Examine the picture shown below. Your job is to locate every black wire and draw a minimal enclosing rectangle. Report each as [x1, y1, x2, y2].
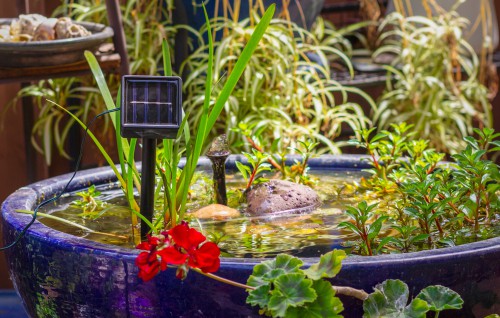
[0, 107, 121, 251]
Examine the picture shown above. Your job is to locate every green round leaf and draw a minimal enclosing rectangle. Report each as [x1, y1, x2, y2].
[416, 285, 463, 312]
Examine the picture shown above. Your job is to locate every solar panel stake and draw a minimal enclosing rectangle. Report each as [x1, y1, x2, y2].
[140, 138, 156, 238]
[120, 75, 183, 239]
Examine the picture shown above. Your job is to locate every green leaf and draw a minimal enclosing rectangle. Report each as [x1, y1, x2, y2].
[268, 273, 316, 317]
[378, 279, 409, 310]
[338, 221, 363, 236]
[403, 298, 429, 318]
[162, 39, 173, 76]
[304, 250, 346, 280]
[363, 279, 429, 318]
[367, 216, 389, 240]
[235, 161, 250, 180]
[246, 284, 271, 308]
[247, 254, 303, 288]
[203, 4, 276, 143]
[286, 280, 343, 318]
[416, 285, 463, 312]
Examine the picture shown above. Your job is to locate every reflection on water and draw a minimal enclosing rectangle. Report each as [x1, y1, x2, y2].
[40, 170, 368, 258]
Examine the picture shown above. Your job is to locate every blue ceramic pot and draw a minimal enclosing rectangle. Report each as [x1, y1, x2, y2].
[177, 0, 325, 32]
[2, 155, 499, 317]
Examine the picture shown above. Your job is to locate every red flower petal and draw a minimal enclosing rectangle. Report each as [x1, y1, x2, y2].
[158, 246, 188, 265]
[136, 251, 161, 281]
[187, 242, 221, 273]
[168, 223, 206, 251]
[138, 262, 160, 281]
[136, 242, 152, 251]
[136, 235, 162, 251]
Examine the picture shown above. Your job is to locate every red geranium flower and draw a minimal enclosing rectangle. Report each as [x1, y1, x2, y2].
[168, 222, 221, 274]
[135, 223, 221, 282]
[135, 235, 166, 282]
[135, 250, 166, 282]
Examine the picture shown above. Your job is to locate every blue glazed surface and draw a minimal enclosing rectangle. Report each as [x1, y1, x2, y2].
[1, 155, 499, 317]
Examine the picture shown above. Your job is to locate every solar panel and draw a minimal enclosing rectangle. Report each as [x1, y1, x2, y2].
[120, 75, 183, 138]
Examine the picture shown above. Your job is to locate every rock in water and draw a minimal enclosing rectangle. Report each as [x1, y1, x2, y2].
[246, 180, 320, 215]
[191, 204, 240, 220]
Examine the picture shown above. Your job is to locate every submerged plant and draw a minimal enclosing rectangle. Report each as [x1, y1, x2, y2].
[71, 184, 106, 218]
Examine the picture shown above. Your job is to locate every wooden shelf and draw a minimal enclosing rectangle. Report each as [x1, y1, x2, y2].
[0, 44, 121, 84]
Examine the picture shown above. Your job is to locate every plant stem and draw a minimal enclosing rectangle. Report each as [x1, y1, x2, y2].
[192, 268, 369, 301]
[437, 193, 474, 224]
[246, 136, 281, 170]
[423, 195, 443, 234]
[192, 268, 255, 290]
[332, 286, 369, 301]
[16, 209, 128, 240]
[474, 189, 481, 233]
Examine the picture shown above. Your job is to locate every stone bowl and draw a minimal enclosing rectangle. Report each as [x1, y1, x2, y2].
[0, 19, 113, 68]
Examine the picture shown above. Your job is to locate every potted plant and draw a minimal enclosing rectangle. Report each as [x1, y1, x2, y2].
[373, 0, 495, 154]
[181, 7, 375, 155]
[2, 3, 499, 318]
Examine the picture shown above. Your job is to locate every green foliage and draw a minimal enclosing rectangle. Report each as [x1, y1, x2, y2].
[7, 0, 176, 165]
[285, 280, 343, 318]
[284, 139, 319, 186]
[416, 285, 464, 312]
[235, 149, 272, 191]
[247, 251, 345, 318]
[345, 125, 500, 254]
[363, 280, 462, 318]
[374, 5, 493, 154]
[182, 15, 374, 155]
[387, 225, 429, 253]
[338, 201, 389, 256]
[71, 184, 106, 219]
[56, 4, 274, 242]
[235, 123, 319, 186]
[303, 249, 345, 280]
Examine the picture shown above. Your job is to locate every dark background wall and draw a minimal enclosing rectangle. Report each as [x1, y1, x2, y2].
[1, 0, 500, 289]
[0, 0, 60, 289]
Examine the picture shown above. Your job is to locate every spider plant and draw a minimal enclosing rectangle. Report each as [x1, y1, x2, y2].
[182, 13, 376, 155]
[4, 0, 176, 166]
[2, 77, 106, 165]
[373, 0, 493, 154]
[50, 4, 275, 244]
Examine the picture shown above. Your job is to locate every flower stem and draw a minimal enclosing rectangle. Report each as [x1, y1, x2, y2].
[192, 268, 256, 290]
[192, 268, 369, 301]
[332, 286, 369, 301]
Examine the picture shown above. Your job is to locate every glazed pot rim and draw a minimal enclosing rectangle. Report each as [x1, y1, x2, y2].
[2, 154, 499, 267]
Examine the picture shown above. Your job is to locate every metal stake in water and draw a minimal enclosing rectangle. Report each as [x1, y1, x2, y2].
[206, 135, 230, 205]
